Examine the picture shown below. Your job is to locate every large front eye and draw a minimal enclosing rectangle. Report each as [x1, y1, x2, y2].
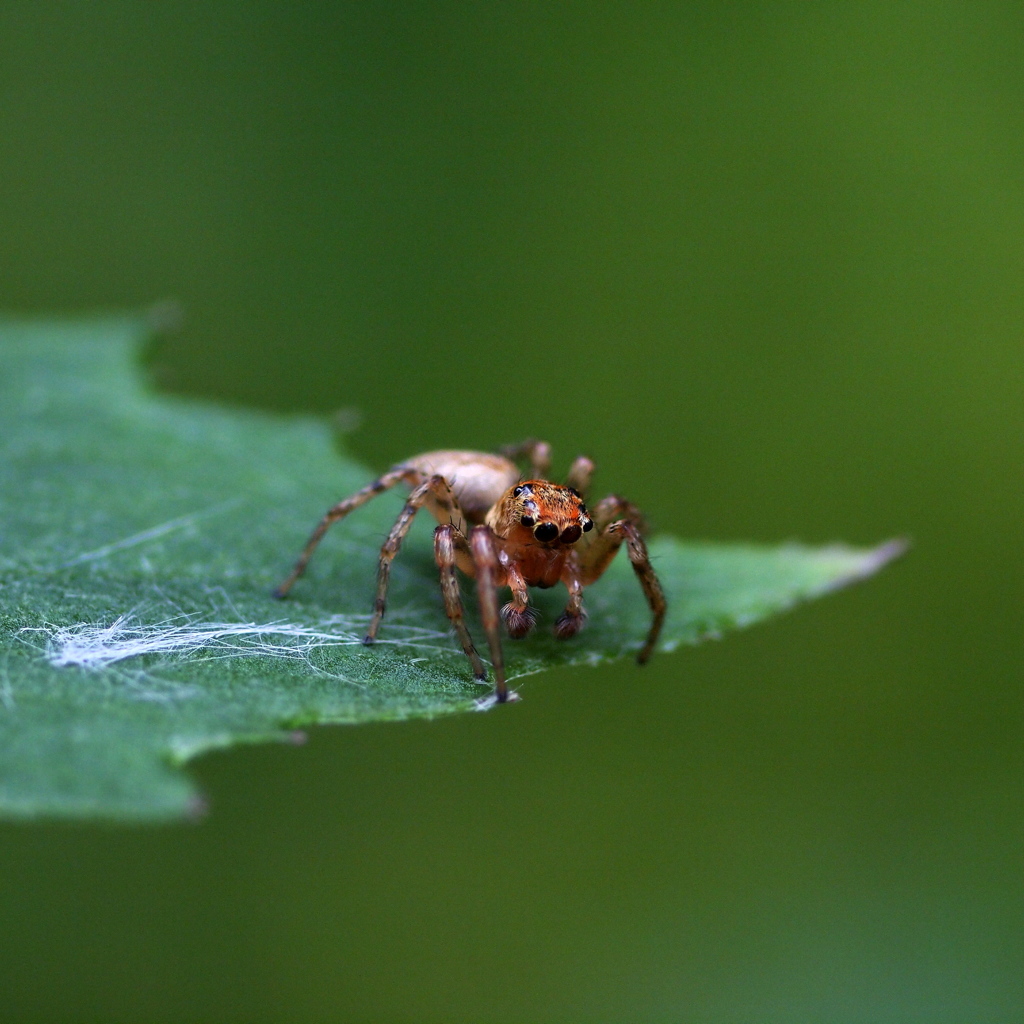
[534, 523, 559, 542]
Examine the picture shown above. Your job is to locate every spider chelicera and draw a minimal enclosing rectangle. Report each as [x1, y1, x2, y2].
[273, 440, 666, 704]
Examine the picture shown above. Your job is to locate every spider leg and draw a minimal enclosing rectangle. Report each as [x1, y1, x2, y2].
[470, 525, 508, 702]
[573, 495, 640, 583]
[434, 524, 487, 681]
[565, 456, 595, 498]
[500, 438, 551, 479]
[609, 520, 666, 664]
[553, 574, 586, 639]
[501, 565, 536, 639]
[365, 474, 464, 642]
[575, 496, 665, 664]
[273, 467, 418, 598]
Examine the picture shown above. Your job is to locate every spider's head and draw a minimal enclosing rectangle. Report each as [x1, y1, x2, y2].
[491, 480, 595, 546]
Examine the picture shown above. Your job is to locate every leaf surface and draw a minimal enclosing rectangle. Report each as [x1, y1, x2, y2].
[0, 318, 903, 820]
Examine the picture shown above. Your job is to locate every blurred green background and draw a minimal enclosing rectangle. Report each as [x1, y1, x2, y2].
[1, 2, 1021, 1020]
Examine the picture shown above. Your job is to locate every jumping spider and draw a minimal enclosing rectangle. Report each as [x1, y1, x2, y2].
[274, 440, 666, 704]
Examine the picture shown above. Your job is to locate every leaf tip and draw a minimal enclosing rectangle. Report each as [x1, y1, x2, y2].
[856, 536, 909, 575]
[823, 536, 909, 594]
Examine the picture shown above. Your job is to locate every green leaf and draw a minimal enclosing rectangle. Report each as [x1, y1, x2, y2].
[0, 317, 903, 821]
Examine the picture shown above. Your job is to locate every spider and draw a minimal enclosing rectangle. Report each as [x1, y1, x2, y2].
[273, 440, 666, 704]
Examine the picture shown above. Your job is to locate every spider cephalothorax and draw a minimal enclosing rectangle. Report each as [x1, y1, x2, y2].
[488, 480, 594, 546]
[274, 440, 665, 704]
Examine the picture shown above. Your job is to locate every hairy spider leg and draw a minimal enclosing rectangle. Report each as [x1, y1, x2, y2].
[553, 574, 586, 639]
[610, 520, 666, 663]
[273, 466, 420, 599]
[433, 523, 487, 680]
[572, 494, 642, 582]
[500, 438, 552, 479]
[570, 495, 666, 663]
[565, 456, 596, 498]
[470, 525, 508, 702]
[500, 563, 537, 639]
[365, 474, 467, 642]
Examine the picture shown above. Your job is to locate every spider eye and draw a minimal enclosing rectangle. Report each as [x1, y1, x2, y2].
[520, 514, 535, 527]
[583, 519, 594, 532]
[534, 522, 559, 542]
[568, 487, 581, 498]
[560, 525, 582, 544]
[513, 486, 524, 497]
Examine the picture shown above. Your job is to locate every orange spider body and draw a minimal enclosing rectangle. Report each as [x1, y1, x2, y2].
[274, 441, 665, 704]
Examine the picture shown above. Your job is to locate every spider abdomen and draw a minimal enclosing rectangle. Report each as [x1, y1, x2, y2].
[399, 450, 519, 524]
